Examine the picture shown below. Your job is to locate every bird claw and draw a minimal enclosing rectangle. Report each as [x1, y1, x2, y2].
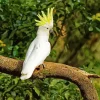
[36, 64, 45, 70]
[42, 64, 45, 68]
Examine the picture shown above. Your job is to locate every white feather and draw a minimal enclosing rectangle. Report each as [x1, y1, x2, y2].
[23, 40, 35, 65]
[20, 25, 51, 80]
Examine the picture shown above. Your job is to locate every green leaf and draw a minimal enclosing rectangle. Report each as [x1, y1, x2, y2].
[95, 27, 100, 32]
[89, 26, 93, 31]
[13, 50, 18, 57]
[7, 97, 14, 100]
[1, 30, 8, 39]
[0, 8, 3, 12]
[65, 7, 70, 14]
[9, 30, 16, 39]
[75, 22, 80, 28]
[64, 92, 70, 99]
[0, 15, 5, 20]
[86, 16, 92, 20]
[13, 78, 19, 84]
[49, 79, 61, 87]
[8, 46, 13, 51]
[11, 91, 16, 97]
[33, 86, 40, 96]
[26, 90, 33, 100]
[15, 45, 19, 50]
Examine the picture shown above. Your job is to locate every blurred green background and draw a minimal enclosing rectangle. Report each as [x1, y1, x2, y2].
[0, 0, 100, 100]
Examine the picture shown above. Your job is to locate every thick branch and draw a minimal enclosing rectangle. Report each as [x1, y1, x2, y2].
[0, 55, 99, 100]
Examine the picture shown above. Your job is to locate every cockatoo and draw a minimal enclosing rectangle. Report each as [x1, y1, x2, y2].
[20, 8, 54, 80]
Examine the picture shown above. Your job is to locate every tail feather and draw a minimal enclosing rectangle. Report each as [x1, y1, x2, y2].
[20, 70, 33, 80]
[20, 66, 35, 80]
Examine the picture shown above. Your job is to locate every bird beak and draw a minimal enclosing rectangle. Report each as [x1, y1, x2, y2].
[49, 29, 54, 34]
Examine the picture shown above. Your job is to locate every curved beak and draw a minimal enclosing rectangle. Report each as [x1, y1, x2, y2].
[49, 29, 54, 34]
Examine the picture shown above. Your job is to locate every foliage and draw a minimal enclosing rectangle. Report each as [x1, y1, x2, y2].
[0, 0, 100, 99]
[93, 79, 100, 100]
[0, 73, 83, 100]
[0, 0, 100, 59]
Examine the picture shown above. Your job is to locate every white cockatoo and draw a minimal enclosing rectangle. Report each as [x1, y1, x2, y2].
[20, 8, 54, 80]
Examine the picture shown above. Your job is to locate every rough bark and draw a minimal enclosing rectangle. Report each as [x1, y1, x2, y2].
[0, 55, 99, 100]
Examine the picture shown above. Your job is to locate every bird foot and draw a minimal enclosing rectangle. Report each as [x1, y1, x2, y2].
[36, 64, 45, 71]
[41, 63, 45, 68]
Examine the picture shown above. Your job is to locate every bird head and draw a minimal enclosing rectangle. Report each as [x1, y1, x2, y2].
[35, 8, 54, 35]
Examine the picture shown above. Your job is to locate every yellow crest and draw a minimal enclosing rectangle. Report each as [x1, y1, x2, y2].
[35, 7, 54, 26]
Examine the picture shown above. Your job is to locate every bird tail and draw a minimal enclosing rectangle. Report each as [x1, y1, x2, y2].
[20, 70, 33, 80]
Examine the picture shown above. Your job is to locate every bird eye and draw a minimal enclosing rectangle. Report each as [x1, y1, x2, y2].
[47, 28, 49, 29]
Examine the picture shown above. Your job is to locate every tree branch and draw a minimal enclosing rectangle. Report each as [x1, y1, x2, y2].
[0, 55, 99, 100]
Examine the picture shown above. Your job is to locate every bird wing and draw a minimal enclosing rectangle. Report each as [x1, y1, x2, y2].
[20, 41, 50, 80]
[23, 40, 35, 65]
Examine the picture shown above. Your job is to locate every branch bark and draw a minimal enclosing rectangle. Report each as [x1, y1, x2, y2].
[0, 55, 99, 100]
